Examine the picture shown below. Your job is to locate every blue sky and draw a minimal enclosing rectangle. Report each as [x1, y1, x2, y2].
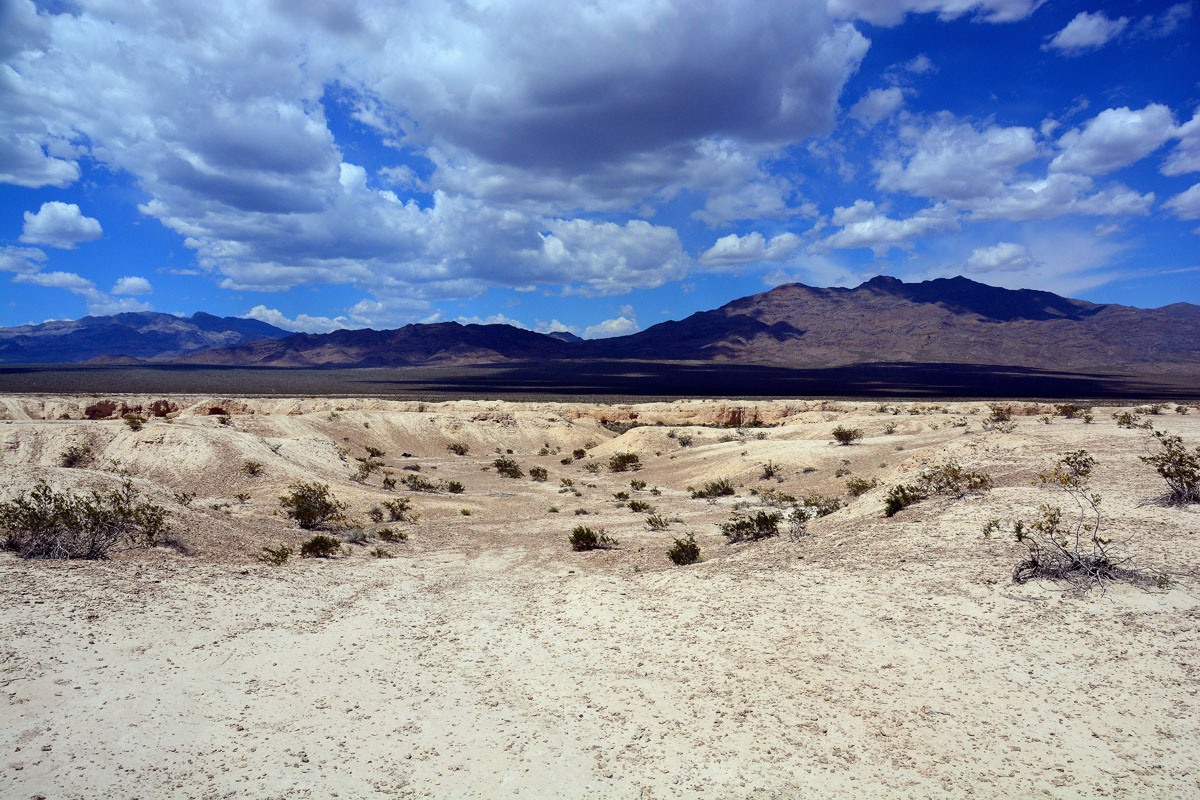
[1, 0, 1198, 336]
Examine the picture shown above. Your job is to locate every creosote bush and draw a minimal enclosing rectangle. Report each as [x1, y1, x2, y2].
[884, 460, 993, 517]
[59, 443, 94, 468]
[691, 478, 734, 499]
[608, 452, 642, 472]
[666, 533, 701, 565]
[569, 525, 617, 551]
[720, 510, 781, 542]
[258, 544, 292, 566]
[445, 480, 465, 494]
[0, 479, 171, 560]
[529, 466, 549, 482]
[628, 499, 652, 513]
[299, 534, 341, 558]
[242, 460, 264, 476]
[845, 477, 879, 497]
[1141, 430, 1200, 505]
[279, 482, 349, 530]
[123, 414, 147, 431]
[447, 442, 470, 456]
[645, 513, 670, 530]
[382, 498, 413, 522]
[831, 425, 863, 446]
[493, 456, 523, 478]
[378, 528, 408, 542]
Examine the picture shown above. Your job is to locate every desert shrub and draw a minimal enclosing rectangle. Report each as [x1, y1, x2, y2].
[831, 426, 862, 446]
[630, 479, 647, 491]
[402, 464, 421, 471]
[1113, 411, 1147, 429]
[572, 448, 587, 460]
[234, 492, 250, 503]
[279, 482, 348, 530]
[365, 446, 385, 458]
[584, 462, 601, 474]
[299, 534, 341, 558]
[351, 457, 383, 483]
[612, 491, 630, 501]
[569, 525, 617, 551]
[1054, 403, 1081, 419]
[666, 533, 701, 565]
[883, 460, 993, 517]
[560, 457, 573, 464]
[883, 421, 897, 435]
[493, 456, 523, 478]
[217, 415, 232, 426]
[608, 453, 641, 472]
[1138, 403, 1170, 415]
[59, 443, 94, 468]
[1141, 430, 1200, 505]
[402, 473, 438, 492]
[0, 480, 170, 560]
[123, 414, 146, 431]
[676, 432, 694, 447]
[645, 513, 670, 530]
[378, 528, 408, 542]
[258, 544, 292, 566]
[720, 510, 781, 542]
[445, 480, 465, 494]
[529, 466, 549, 482]
[1176, 405, 1190, 415]
[691, 478, 734, 499]
[173, 491, 195, 507]
[368, 506, 385, 523]
[801, 494, 843, 517]
[755, 488, 797, 507]
[382, 498, 413, 522]
[628, 499, 652, 513]
[560, 477, 575, 487]
[760, 461, 781, 480]
[999, 450, 1139, 588]
[834, 467, 850, 477]
[382, 475, 397, 491]
[343, 529, 372, 545]
[370, 547, 394, 559]
[786, 506, 812, 539]
[988, 404, 1013, 422]
[574, 508, 589, 515]
[845, 477, 879, 497]
[447, 442, 470, 456]
[242, 460, 264, 476]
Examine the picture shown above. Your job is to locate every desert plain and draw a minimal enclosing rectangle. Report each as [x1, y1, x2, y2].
[1, 394, 1198, 799]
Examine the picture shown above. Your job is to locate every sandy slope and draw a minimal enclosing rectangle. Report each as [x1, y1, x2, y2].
[2, 396, 1199, 798]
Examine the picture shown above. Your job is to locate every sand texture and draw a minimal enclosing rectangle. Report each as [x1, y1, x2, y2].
[2, 396, 1199, 798]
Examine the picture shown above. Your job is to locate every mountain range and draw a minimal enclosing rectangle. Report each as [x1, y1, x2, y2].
[2, 276, 1198, 374]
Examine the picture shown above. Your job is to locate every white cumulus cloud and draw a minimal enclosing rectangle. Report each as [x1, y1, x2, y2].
[582, 316, 640, 339]
[1165, 183, 1200, 220]
[111, 276, 153, 296]
[966, 242, 1034, 272]
[1051, 104, 1177, 176]
[242, 305, 349, 333]
[849, 88, 905, 125]
[699, 232, 801, 266]
[1044, 11, 1129, 55]
[19, 202, 102, 249]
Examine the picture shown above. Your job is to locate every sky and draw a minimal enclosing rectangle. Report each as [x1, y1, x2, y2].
[1, 0, 1198, 338]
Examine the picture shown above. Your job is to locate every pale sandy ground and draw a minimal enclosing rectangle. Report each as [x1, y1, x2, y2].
[1, 396, 1199, 799]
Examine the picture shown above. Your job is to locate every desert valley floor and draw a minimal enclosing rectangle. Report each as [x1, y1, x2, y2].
[1, 395, 1198, 799]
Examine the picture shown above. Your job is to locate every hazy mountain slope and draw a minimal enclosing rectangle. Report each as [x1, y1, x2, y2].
[0, 312, 290, 364]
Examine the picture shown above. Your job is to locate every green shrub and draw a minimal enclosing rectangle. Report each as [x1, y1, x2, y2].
[529, 466, 549, 482]
[258, 544, 292, 566]
[59, 443, 94, 468]
[493, 456, 523, 478]
[883, 460, 993, 517]
[584, 462, 601, 474]
[801, 494, 842, 517]
[572, 448, 587, 460]
[645, 513, 670, 530]
[370, 547, 394, 559]
[382, 475, 397, 491]
[368, 506, 385, 523]
[831, 426, 862, 445]
[845, 477, 879, 497]
[613, 491, 629, 501]
[378, 528, 408, 542]
[691, 478, 734, 499]
[630, 479, 647, 491]
[1141, 431, 1200, 505]
[234, 492, 250, 504]
[760, 461, 781, 480]
[242, 460, 264, 476]
[628, 499, 652, 513]
[279, 482, 348, 530]
[666, 533, 701, 565]
[447, 442, 470, 456]
[0, 479, 170, 559]
[445, 480, 465, 494]
[382, 498, 413, 522]
[569, 525, 617, 551]
[720, 511, 781, 542]
[365, 446, 385, 458]
[351, 457, 383, 483]
[299, 534, 340, 558]
[402, 473, 438, 492]
[676, 432, 694, 447]
[1113, 411, 1146, 428]
[608, 453, 641, 472]
[123, 414, 146, 431]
